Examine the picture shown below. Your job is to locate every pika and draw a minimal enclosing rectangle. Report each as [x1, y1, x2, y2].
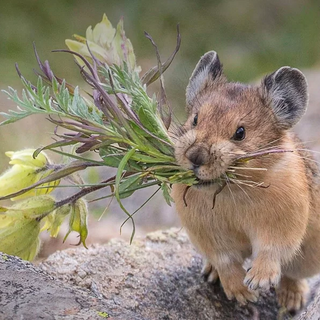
[172, 51, 320, 311]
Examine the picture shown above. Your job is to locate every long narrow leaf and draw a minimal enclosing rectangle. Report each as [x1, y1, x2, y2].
[115, 148, 136, 243]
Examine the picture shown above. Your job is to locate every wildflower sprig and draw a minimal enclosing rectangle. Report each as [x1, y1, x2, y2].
[0, 14, 193, 261]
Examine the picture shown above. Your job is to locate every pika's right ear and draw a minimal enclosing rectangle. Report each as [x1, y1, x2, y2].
[262, 67, 308, 129]
[186, 51, 223, 110]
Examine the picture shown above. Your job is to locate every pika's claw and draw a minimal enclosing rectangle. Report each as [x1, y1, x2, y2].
[243, 269, 280, 290]
[244, 262, 281, 290]
[224, 286, 259, 305]
[201, 261, 219, 283]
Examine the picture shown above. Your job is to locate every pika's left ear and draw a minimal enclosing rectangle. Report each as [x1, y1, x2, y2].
[262, 67, 308, 129]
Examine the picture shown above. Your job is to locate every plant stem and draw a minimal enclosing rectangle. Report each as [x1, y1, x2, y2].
[54, 171, 135, 209]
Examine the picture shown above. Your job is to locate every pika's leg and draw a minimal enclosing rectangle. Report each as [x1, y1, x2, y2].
[216, 259, 259, 304]
[276, 276, 309, 312]
[201, 259, 219, 283]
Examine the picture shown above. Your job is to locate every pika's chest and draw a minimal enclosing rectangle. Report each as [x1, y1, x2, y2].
[172, 184, 256, 236]
[172, 184, 254, 253]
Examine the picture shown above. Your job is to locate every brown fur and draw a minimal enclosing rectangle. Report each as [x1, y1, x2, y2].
[172, 53, 320, 311]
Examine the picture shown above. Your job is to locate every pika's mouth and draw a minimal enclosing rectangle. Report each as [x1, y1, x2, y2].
[193, 177, 221, 188]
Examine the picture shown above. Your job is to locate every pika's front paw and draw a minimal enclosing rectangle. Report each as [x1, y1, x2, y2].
[222, 275, 259, 305]
[277, 277, 309, 312]
[218, 263, 259, 305]
[244, 261, 281, 290]
[201, 261, 219, 283]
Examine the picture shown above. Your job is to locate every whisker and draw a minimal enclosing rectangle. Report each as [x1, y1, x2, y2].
[296, 148, 320, 155]
[224, 176, 237, 209]
[289, 153, 320, 166]
[230, 178, 265, 188]
[227, 171, 252, 179]
[229, 166, 267, 171]
[235, 149, 293, 162]
[255, 138, 284, 151]
[253, 144, 285, 153]
[228, 178, 253, 203]
[254, 140, 320, 154]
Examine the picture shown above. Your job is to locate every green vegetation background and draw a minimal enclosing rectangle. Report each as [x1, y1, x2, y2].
[0, 0, 318, 165]
[1, 0, 320, 154]
[0, 0, 319, 249]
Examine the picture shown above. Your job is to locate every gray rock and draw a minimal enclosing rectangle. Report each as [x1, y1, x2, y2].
[1, 229, 320, 320]
[0, 252, 140, 320]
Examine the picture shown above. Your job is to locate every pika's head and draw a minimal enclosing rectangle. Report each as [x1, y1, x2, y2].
[174, 51, 308, 184]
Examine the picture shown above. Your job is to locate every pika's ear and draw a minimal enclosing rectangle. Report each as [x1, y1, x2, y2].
[262, 67, 308, 129]
[186, 51, 224, 109]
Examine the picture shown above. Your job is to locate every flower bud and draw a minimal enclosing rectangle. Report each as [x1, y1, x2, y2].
[3, 195, 56, 219]
[65, 14, 140, 73]
[41, 204, 71, 238]
[63, 199, 88, 248]
[0, 149, 59, 200]
[0, 165, 38, 198]
[5, 149, 48, 168]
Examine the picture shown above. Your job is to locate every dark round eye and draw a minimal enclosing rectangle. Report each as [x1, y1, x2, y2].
[193, 114, 198, 126]
[233, 126, 245, 141]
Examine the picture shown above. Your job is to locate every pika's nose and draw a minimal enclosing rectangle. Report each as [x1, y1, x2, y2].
[185, 145, 210, 168]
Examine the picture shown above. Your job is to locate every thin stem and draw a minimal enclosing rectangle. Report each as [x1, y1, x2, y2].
[54, 172, 134, 209]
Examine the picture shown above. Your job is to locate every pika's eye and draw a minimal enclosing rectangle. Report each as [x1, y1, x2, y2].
[233, 126, 245, 141]
[193, 114, 198, 126]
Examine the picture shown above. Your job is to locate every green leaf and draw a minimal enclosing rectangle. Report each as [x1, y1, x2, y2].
[33, 140, 78, 158]
[63, 199, 88, 248]
[119, 174, 142, 198]
[137, 108, 172, 149]
[115, 148, 136, 242]
[99, 148, 141, 171]
[161, 182, 174, 206]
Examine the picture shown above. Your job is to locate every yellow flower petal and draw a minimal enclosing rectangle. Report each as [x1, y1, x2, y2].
[5, 149, 48, 168]
[64, 199, 88, 248]
[86, 13, 115, 47]
[0, 165, 38, 198]
[5, 195, 56, 219]
[0, 218, 40, 261]
[65, 14, 140, 73]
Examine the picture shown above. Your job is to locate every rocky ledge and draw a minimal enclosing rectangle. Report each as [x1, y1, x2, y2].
[1, 229, 320, 320]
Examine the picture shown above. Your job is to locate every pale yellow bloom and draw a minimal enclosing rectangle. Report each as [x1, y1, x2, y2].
[63, 199, 88, 248]
[0, 149, 59, 200]
[0, 195, 56, 260]
[65, 14, 141, 73]
[41, 204, 71, 238]
[0, 217, 41, 261]
[5, 149, 47, 168]
[2, 195, 56, 219]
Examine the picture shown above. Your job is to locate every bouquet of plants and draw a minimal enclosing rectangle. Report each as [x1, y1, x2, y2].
[0, 15, 197, 260]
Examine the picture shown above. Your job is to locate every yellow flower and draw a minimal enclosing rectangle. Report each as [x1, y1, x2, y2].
[65, 14, 141, 73]
[5, 149, 47, 168]
[0, 195, 56, 261]
[63, 199, 88, 248]
[41, 204, 71, 238]
[0, 149, 60, 200]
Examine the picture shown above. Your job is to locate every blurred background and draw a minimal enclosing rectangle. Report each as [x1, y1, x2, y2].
[1, 0, 320, 258]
